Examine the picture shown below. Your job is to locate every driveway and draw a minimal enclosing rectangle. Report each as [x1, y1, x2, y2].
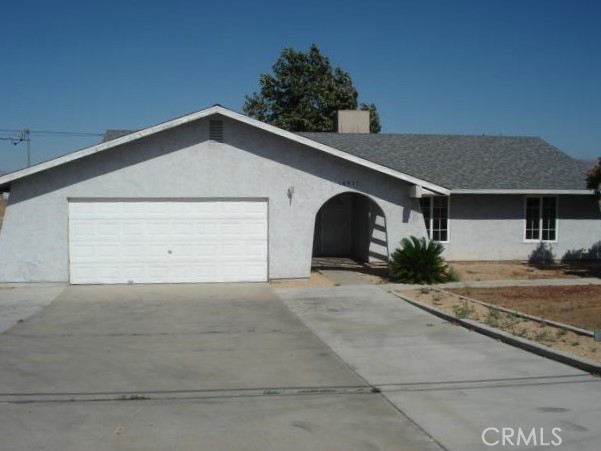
[276, 285, 601, 451]
[0, 283, 65, 333]
[0, 283, 440, 451]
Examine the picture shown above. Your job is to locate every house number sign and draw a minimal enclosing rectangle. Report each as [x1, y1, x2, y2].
[338, 180, 360, 188]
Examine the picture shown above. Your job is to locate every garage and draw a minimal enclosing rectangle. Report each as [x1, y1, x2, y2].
[68, 200, 268, 284]
[0, 106, 444, 283]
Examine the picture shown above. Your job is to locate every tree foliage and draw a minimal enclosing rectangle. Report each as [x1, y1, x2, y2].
[243, 44, 381, 133]
[586, 157, 601, 196]
[360, 103, 381, 133]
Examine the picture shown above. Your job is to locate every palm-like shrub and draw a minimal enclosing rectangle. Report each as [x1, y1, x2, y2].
[389, 236, 448, 284]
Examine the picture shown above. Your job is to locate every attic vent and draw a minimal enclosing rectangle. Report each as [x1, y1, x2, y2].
[209, 120, 224, 142]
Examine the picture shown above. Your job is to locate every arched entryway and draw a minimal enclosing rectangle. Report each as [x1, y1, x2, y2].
[312, 193, 389, 263]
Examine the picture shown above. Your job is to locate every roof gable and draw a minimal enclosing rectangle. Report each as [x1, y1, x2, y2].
[0, 106, 449, 195]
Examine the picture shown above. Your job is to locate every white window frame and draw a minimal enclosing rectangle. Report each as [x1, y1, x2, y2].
[523, 196, 558, 243]
[420, 195, 450, 243]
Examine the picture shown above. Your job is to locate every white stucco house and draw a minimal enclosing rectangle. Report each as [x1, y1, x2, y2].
[0, 105, 598, 284]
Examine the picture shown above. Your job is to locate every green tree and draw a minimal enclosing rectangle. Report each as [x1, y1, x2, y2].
[586, 158, 601, 197]
[360, 103, 381, 133]
[243, 44, 381, 133]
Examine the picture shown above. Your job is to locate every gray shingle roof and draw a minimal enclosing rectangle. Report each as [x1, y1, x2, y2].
[299, 133, 588, 190]
[102, 128, 587, 191]
[102, 130, 137, 142]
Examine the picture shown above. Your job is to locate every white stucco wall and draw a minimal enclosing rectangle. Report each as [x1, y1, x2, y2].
[0, 115, 426, 282]
[443, 194, 601, 260]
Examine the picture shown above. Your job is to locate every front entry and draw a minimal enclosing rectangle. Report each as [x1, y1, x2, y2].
[319, 194, 351, 255]
[313, 193, 389, 263]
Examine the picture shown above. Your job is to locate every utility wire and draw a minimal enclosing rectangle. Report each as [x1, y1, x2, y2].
[0, 128, 104, 168]
[0, 129, 103, 137]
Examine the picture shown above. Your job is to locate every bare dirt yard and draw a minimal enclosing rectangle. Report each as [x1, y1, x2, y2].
[450, 260, 601, 281]
[308, 260, 601, 287]
[402, 288, 601, 364]
[449, 285, 601, 331]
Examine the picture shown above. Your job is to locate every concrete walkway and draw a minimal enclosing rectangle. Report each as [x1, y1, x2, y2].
[320, 269, 375, 286]
[276, 285, 601, 451]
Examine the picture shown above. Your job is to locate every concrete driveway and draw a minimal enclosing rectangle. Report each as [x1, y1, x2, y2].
[0, 284, 440, 451]
[276, 285, 601, 451]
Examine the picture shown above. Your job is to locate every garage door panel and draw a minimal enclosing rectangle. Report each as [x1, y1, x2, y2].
[68, 200, 268, 284]
[96, 243, 123, 258]
[172, 221, 194, 236]
[122, 221, 145, 236]
[70, 221, 95, 239]
[245, 243, 267, 256]
[120, 243, 143, 258]
[146, 220, 170, 236]
[70, 243, 95, 258]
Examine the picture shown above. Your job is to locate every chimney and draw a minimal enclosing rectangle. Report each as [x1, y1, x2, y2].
[335, 110, 370, 133]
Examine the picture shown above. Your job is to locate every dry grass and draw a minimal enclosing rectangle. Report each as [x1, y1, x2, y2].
[449, 285, 601, 331]
[451, 260, 601, 281]
[403, 288, 601, 363]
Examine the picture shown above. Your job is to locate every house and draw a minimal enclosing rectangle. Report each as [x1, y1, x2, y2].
[0, 105, 598, 284]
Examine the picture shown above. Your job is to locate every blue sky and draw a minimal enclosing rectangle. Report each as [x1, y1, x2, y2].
[0, 0, 599, 172]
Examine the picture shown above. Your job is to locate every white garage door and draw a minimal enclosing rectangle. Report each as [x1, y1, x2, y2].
[68, 200, 268, 284]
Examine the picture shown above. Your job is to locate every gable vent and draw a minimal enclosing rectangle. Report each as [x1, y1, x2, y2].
[209, 120, 224, 142]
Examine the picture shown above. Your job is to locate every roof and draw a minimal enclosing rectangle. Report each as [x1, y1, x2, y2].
[299, 133, 589, 192]
[0, 106, 448, 195]
[102, 130, 136, 142]
[0, 106, 589, 195]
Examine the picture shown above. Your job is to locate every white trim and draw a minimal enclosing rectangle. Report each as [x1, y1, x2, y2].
[453, 189, 590, 195]
[0, 105, 450, 195]
[420, 195, 450, 243]
[421, 188, 438, 196]
[409, 185, 423, 198]
[523, 195, 558, 243]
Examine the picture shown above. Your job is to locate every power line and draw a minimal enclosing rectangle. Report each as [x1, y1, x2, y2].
[0, 128, 103, 137]
[0, 128, 105, 168]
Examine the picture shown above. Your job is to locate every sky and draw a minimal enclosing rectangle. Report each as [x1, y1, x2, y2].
[0, 0, 600, 172]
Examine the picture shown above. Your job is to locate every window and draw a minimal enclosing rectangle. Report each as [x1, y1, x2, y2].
[525, 196, 557, 241]
[419, 196, 449, 242]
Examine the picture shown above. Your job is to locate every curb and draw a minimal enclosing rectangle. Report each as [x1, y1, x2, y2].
[395, 293, 601, 375]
